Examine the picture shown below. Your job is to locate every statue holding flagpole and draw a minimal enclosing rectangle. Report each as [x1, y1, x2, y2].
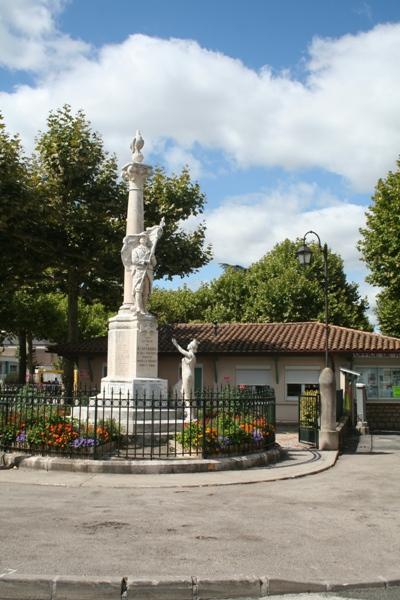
[121, 217, 165, 315]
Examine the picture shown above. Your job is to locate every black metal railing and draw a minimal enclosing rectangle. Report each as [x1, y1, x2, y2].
[298, 390, 320, 446]
[0, 385, 276, 460]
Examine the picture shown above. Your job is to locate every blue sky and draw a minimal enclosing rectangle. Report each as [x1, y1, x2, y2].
[1, 0, 400, 324]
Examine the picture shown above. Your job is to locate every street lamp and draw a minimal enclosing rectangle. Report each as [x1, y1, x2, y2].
[296, 231, 329, 368]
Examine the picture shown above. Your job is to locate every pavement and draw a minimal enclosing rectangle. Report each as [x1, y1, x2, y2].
[0, 434, 336, 486]
[1, 431, 400, 599]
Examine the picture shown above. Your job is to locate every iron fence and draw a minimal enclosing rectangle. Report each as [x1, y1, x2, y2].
[298, 390, 320, 446]
[0, 384, 276, 460]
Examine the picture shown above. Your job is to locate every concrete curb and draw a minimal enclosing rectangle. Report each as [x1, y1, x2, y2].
[0, 574, 399, 599]
[2, 447, 282, 474]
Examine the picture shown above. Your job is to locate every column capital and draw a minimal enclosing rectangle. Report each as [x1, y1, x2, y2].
[122, 162, 153, 190]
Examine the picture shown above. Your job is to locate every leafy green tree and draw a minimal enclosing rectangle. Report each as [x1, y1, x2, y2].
[0, 115, 46, 294]
[144, 167, 212, 279]
[152, 239, 371, 330]
[0, 115, 52, 380]
[33, 105, 126, 390]
[359, 157, 400, 335]
[375, 291, 400, 338]
[150, 285, 211, 324]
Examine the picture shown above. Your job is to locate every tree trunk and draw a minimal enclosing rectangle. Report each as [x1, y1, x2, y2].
[27, 331, 34, 381]
[64, 270, 79, 397]
[18, 331, 27, 384]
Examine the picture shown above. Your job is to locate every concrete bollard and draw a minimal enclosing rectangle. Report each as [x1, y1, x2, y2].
[318, 367, 339, 450]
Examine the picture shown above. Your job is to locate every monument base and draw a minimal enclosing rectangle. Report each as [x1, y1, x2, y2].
[100, 376, 168, 400]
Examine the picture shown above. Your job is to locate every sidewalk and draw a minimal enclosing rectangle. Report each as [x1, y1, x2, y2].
[0, 433, 337, 488]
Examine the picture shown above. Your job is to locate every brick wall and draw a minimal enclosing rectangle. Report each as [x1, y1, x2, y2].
[367, 403, 400, 431]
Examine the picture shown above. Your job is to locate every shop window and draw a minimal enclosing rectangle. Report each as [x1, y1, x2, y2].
[356, 367, 400, 400]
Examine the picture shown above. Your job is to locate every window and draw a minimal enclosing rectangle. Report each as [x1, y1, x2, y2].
[285, 369, 320, 401]
[235, 368, 273, 395]
[356, 367, 400, 400]
[9, 364, 18, 373]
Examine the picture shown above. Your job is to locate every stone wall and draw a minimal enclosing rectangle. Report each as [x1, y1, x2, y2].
[367, 403, 400, 431]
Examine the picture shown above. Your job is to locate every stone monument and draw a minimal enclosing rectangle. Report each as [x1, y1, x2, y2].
[100, 132, 168, 399]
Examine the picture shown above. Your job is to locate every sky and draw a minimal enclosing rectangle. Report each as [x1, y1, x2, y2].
[1, 0, 400, 326]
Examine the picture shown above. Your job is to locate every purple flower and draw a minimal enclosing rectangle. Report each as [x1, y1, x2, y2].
[219, 436, 231, 448]
[252, 429, 264, 442]
[16, 431, 27, 443]
[71, 437, 98, 448]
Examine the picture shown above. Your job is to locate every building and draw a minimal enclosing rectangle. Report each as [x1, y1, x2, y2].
[52, 321, 400, 429]
[0, 338, 59, 383]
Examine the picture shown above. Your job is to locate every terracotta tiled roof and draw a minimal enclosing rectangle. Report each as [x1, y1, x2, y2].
[51, 322, 400, 356]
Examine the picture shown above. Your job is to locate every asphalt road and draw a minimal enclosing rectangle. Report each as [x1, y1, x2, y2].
[1, 439, 400, 585]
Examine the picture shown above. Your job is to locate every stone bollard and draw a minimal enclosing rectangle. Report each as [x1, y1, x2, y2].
[318, 367, 339, 450]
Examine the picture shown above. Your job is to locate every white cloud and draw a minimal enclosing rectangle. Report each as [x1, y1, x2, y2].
[0, 0, 90, 72]
[199, 182, 367, 270]
[0, 20, 399, 189]
[163, 145, 203, 179]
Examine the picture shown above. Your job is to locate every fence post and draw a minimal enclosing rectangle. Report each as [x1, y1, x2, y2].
[93, 395, 98, 459]
[201, 395, 207, 458]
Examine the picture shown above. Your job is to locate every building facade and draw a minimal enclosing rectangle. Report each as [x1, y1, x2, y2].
[52, 322, 400, 428]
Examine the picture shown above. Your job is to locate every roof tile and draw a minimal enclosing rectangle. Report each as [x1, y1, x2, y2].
[51, 322, 400, 356]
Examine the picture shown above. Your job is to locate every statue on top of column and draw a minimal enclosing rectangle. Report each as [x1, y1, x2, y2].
[130, 130, 144, 163]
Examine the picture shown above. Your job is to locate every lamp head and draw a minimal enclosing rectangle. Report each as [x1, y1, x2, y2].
[296, 243, 313, 266]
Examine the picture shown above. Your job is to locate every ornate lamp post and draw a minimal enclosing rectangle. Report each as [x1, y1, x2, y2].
[296, 231, 329, 368]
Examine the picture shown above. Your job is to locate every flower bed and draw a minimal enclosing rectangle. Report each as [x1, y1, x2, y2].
[176, 413, 275, 455]
[0, 411, 120, 456]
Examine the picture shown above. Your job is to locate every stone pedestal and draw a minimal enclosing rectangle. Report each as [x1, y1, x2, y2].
[318, 366, 339, 451]
[100, 310, 167, 398]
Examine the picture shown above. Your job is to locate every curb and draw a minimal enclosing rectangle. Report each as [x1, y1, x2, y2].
[0, 574, 399, 599]
[2, 447, 282, 474]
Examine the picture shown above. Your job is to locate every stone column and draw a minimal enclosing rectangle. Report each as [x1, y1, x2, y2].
[318, 367, 339, 450]
[121, 134, 152, 310]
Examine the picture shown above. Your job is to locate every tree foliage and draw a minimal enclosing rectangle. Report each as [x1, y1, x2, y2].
[34, 105, 127, 319]
[144, 167, 212, 279]
[150, 286, 210, 325]
[375, 291, 400, 338]
[359, 158, 400, 292]
[151, 239, 371, 330]
[359, 157, 400, 335]
[0, 115, 48, 301]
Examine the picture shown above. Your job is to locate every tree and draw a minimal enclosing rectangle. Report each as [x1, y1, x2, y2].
[151, 239, 371, 330]
[150, 285, 210, 324]
[359, 157, 400, 335]
[0, 115, 53, 381]
[0, 115, 45, 294]
[144, 167, 212, 279]
[375, 291, 400, 338]
[32, 105, 127, 390]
